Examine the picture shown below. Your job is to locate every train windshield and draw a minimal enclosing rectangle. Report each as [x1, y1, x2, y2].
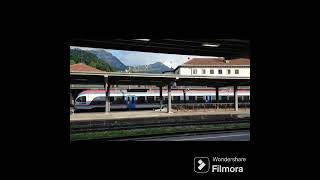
[76, 96, 86, 102]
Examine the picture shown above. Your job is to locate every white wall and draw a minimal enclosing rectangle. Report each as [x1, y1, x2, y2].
[176, 67, 250, 77]
[178, 67, 192, 75]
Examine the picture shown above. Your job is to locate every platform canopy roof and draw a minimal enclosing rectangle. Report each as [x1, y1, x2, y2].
[70, 38, 250, 87]
[70, 39, 249, 59]
[70, 71, 250, 87]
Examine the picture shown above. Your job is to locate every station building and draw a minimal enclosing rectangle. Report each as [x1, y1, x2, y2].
[168, 57, 250, 77]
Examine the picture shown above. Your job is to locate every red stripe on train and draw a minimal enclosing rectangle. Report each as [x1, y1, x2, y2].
[80, 89, 250, 94]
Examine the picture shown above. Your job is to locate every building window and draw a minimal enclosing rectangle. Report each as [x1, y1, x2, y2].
[202, 69, 206, 74]
[218, 69, 222, 74]
[210, 69, 214, 74]
[235, 69, 239, 74]
[227, 69, 231, 74]
[193, 69, 197, 74]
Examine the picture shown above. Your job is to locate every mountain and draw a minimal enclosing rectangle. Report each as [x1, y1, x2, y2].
[129, 62, 173, 73]
[70, 49, 115, 72]
[90, 49, 127, 71]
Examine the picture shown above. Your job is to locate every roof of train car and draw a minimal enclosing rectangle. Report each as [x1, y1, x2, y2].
[79, 89, 250, 95]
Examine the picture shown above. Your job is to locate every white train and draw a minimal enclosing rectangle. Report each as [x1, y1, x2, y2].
[74, 89, 250, 111]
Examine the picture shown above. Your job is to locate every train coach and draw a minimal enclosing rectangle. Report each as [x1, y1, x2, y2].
[74, 89, 250, 111]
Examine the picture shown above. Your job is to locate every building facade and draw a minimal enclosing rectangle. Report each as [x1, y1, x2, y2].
[172, 58, 250, 77]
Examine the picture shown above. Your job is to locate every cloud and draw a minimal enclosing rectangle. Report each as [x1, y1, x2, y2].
[70, 46, 96, 51]
[113, 51, 218, 68]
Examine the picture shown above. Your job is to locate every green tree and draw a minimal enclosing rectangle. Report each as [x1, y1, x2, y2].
[70, 59, 76, 65]
[70, 49, 116, 72]
[89, 61, 97, 68]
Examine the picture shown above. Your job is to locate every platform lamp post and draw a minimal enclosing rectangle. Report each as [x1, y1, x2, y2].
[183, 89, 189, 104]
[216, 86, 220, 110]
[167, 81, 176, 113]
[234, 85, 238, 111]
[104, 75, 111, 114]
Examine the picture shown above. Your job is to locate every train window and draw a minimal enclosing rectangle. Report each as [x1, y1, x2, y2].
[91, 96, 106, 105]
[218, 69, 222, 74]
[112, 96, 123, 104]
[196, 96, 204, 102]
[173, 96, 180, 102]
[227, 69, 231, 74]
[92, 96, 106, 102]
[210, 69, 214, 74]
[147, 96, 155, 103]
[235, 69, 239, 74]
[76, 96, 86, 102]
[221, 96, 228, 102]
[202, 69, 206, 74]
[188, 96, 195, 102]
[137, 96, 145, 103]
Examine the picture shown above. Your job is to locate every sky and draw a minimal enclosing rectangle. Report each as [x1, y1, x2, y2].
[70, 46, 219, 69]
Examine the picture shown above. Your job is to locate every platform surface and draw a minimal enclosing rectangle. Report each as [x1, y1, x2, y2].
[70, 109, 250, 122]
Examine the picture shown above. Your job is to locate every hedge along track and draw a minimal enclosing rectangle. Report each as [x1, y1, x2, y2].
[70, 115, 250, 133]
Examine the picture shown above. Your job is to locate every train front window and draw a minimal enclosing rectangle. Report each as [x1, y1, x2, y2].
[76, 96, 86, 102]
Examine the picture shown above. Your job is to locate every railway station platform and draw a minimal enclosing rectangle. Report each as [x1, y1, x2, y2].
[70, 109, 250, 122]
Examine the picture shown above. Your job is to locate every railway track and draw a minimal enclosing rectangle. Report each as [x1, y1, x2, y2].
[70, 118, 250, 133]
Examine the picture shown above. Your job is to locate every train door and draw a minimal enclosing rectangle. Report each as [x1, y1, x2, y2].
[204, 96, 211, 103]
[127, 95, 136, 110]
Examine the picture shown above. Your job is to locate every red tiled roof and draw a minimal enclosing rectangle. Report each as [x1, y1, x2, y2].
[70, 63, 105, 72]
[183, 58, 250, 66]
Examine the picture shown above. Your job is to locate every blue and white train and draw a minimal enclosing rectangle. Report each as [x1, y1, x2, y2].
[73, 89, 250, 111]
